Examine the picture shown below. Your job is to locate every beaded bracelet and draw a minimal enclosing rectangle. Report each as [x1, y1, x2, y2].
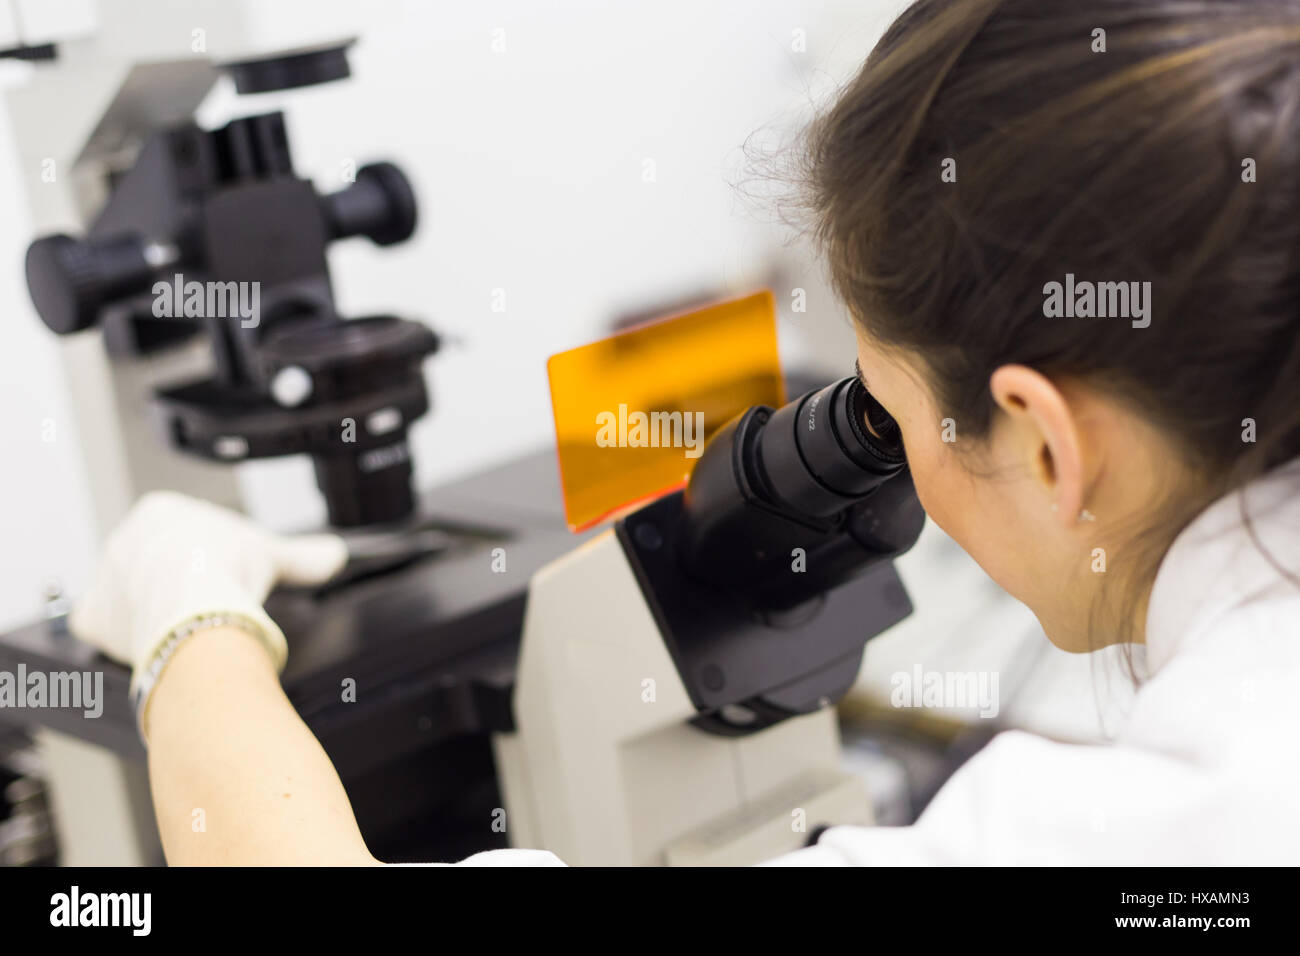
[130, 612, 274, 744]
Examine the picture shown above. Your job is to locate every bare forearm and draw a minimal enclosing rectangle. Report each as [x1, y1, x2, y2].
[145, 627, 378, 865]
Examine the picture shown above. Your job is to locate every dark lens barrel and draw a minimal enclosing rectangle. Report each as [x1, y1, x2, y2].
[759, 377, 905, 518]
[677, 375, 920, 605]
[313, 441, 415, 527]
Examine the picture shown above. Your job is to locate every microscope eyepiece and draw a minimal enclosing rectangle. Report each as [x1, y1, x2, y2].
[676, 375, 923, 609]
[758, 376, 906, 519]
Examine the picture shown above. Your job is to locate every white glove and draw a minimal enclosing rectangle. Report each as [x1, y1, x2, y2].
[69, 491, 348, 695]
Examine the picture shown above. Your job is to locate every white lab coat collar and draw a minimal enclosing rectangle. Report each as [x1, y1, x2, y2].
[1145, 456, 1300, 674]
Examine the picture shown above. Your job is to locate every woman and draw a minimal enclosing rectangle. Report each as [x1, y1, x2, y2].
[72, 0, 1300, 864]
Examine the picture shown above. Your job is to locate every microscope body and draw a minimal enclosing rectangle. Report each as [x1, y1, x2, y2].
[25, 107, 436, 528]
[494, 380, 925, 865]
[493, 526, 885, 866]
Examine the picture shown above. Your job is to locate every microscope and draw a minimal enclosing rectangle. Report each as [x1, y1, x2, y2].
[495, 376, 925, 865]
[0, 0, 484, 865]
[23, 46, 436, 528]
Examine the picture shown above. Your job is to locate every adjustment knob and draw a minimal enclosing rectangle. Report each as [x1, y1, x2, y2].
[321, 162, 417, 247]
[25, 233, 157, 335]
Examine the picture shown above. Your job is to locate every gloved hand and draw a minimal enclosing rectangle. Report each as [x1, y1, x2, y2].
[70, 490, 348, 695]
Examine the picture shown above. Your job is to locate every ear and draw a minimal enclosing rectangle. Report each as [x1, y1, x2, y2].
[988, 364, 1085, 527]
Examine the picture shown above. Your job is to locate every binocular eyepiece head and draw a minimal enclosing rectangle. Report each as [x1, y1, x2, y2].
[678, 375, 922, 607]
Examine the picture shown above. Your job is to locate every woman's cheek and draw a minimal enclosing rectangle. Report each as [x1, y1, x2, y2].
[898, 424, 941, 520]
[900, 425, 966, 543]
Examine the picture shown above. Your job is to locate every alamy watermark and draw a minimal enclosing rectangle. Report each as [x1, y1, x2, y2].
[152, 273, 260, 328]
[1042, 273, 1151, 329]
[50, 886, 150, 936]
[595, 406, 704, 459]
[0, 665, 103, 718]
[890, 665, 999, 718]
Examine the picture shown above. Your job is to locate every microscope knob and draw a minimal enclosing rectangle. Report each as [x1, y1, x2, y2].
[25, 233, 156, 335]
[322, 162, 418, 247]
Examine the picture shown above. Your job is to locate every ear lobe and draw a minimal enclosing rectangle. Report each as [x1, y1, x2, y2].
[989, 365, 1085, 525]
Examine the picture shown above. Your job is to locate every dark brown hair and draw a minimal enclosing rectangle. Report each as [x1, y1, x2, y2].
[799, 0, 1300, 650]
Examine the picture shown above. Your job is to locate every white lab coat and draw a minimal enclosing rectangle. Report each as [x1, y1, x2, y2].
[440, 459, 1300, 866]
